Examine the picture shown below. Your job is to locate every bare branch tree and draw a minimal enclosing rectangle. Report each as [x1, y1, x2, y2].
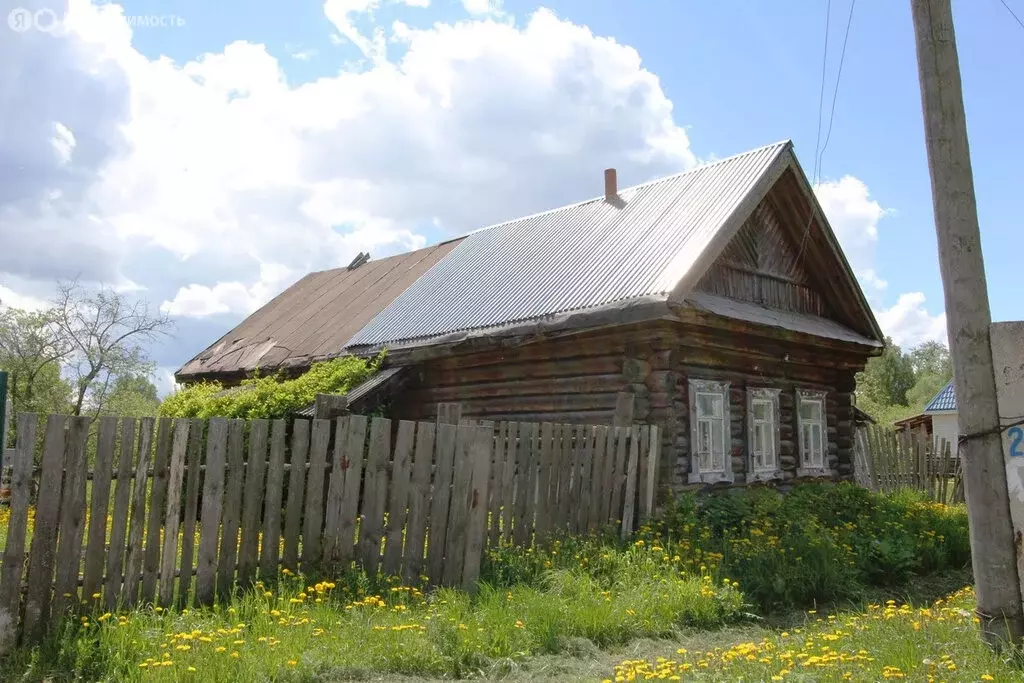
[51, 280, 174, 416]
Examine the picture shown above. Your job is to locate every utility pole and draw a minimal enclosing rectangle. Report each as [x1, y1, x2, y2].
[910, 0, 1024, 647]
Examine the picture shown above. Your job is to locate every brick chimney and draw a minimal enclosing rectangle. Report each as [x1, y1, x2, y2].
[604, 168, 617, 202]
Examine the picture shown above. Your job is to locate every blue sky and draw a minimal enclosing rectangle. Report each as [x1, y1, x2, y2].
[2, 0, 1021, 392]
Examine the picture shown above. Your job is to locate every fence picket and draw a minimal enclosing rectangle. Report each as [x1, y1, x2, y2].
[403, 421, 435, 583]
[359, 418, 391, 576]
[176, 419, 205, 610]
[196, 417, 227, 606]
[534, 422, 554, 544]
[52, 416, 91, 620]
[283, 420, 310, 572]
[644, 426, 659, 521]
[462, 424, 493, 591]
[590, 426, 611, 530]
[23, 415, 66, 640]
[337, 415, 368, 565]
[426, 422, 457, 585]
[139, 418, 172, 605]
[499, 422, 517, 543]
[217, 419, 247, 600]
[0, 413, 37, 655]
[105, 419, 136, 611]
[158, 419, 191, 607]
[488, 422, 508, 546]
[444, 423, 476, 586]
[301, 419, 332, 571]
[576, 426, 595, 534]
[609, 427, 629, 525]
[621, 426, 640, 538]
[556, 424, 575, 532]
[123, 418, 156, 608]
[237, 419, 269, 587]
[83, 416, 117, 607]
[260, 420, 288, 582]
[383, 420, 416, 577]
[322, 417, 350, 565]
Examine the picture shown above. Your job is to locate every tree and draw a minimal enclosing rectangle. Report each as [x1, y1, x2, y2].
[908, 341, 952, 378]
[51, 281, 174, 416]
[855, 337, 916, 408]
[103, 374, 161, 417]
[0, 307, 72, 416]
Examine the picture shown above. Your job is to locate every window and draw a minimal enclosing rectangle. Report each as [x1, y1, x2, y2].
[747, 388, 781, 481]
[688, 380, 731, 483]
[797, 389, 827, 475]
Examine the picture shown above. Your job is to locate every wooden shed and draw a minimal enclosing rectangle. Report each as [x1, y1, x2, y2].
[178, 140, 885, 493]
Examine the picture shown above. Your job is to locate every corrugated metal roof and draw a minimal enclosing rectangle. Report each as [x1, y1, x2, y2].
[345, 141, 792, 350]
[176, 241, 461, 380]
[925, 380, 957, 412]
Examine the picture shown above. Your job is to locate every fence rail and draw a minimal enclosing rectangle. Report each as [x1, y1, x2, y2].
[0, 412, 657, 652]
[854, 424, 964, 503]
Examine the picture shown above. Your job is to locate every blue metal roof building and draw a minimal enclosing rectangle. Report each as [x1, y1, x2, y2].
[924, 380, 957, 413]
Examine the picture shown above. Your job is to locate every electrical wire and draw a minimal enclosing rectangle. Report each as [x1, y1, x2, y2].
[812, 0, 833, 186]
[797, 0, 857, 265]
[998, 0, 1024, 32]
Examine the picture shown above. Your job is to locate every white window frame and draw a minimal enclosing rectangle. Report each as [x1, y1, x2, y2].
[688, 379, 733, 484]
[747, 387, 782, 483]
[796, 389, 829, 477]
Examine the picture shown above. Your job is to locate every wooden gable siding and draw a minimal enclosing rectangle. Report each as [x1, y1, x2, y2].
[695, 200, 829, 318]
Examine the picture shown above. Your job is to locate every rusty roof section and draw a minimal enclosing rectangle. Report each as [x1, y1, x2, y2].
[175, 240, 462, 381]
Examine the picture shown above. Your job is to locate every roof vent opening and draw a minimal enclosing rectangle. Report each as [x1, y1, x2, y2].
[347, 252, 371, 270]
[604, 168, 617, 201]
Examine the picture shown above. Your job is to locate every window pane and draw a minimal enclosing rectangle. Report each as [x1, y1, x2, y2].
[753, 399, 770, 421]
[697, 392, 723, 419]
[800, 398, 823, 422]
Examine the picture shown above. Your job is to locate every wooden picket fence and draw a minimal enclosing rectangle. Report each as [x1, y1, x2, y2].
[0, 412, 658, 651]
[854, 423, 964, 503]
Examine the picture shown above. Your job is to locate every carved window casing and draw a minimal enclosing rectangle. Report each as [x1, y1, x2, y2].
[688, 380, 732, 484]
[747, 387, 782, 482]
[797, 389, 828, 477]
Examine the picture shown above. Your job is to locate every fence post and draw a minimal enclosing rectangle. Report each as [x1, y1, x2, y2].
[314, 393, 348, 420]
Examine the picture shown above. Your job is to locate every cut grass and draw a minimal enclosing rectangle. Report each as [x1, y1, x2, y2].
[606, 583, 1022, 682]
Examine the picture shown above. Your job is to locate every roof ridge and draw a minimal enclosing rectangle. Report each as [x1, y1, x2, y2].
[462, 139, 793, 238]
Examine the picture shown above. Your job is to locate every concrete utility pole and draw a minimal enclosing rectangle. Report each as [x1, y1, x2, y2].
[910, 0, 1024, 647]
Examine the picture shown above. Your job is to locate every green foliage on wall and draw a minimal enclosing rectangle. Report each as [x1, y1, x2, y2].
[160, 354, 383, 419]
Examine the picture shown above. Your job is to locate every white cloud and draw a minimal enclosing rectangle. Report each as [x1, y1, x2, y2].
[0, 285, 49, 312]
[876, 291, 948, 347]
[814, 175, 888, 298]
[161, 264, 297, 318]
[462, 0, 504, 17]
[1, 0, 693, 371]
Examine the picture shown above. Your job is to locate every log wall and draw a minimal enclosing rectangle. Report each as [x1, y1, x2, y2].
[391, 318, 868, 501]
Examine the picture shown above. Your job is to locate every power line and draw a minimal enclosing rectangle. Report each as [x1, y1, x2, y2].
[798, 0, 857, 265]
[998, 0, 1024, 31]
[812, 0, 833, 186]
[816, 0, 857, 183]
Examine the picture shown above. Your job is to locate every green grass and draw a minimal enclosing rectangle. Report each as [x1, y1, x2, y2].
[1, 563, 743, 681]
[606, 583, 1022, 681]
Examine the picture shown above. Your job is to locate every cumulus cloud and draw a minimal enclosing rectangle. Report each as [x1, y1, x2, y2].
[814, 176, 947, 347]
[462, 0, 504, 17]
[0, 0, 695, 370]
[876, 292, 948, 348]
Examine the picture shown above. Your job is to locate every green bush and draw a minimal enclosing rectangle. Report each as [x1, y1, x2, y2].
[160, 355, 383, 419]
[481, 483, 971, 612]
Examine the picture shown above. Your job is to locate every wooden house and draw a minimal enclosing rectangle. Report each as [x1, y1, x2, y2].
[177, 141, 885, 493]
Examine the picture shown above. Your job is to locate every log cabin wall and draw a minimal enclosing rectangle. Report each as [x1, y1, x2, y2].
[389, 322, 677, 425]
[390, 315, 869, 504]
[624, 320, 861, 499]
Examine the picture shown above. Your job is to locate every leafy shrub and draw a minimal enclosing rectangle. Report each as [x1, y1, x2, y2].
[160, 354, 383, 419]
[482, 483, 970, 612]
